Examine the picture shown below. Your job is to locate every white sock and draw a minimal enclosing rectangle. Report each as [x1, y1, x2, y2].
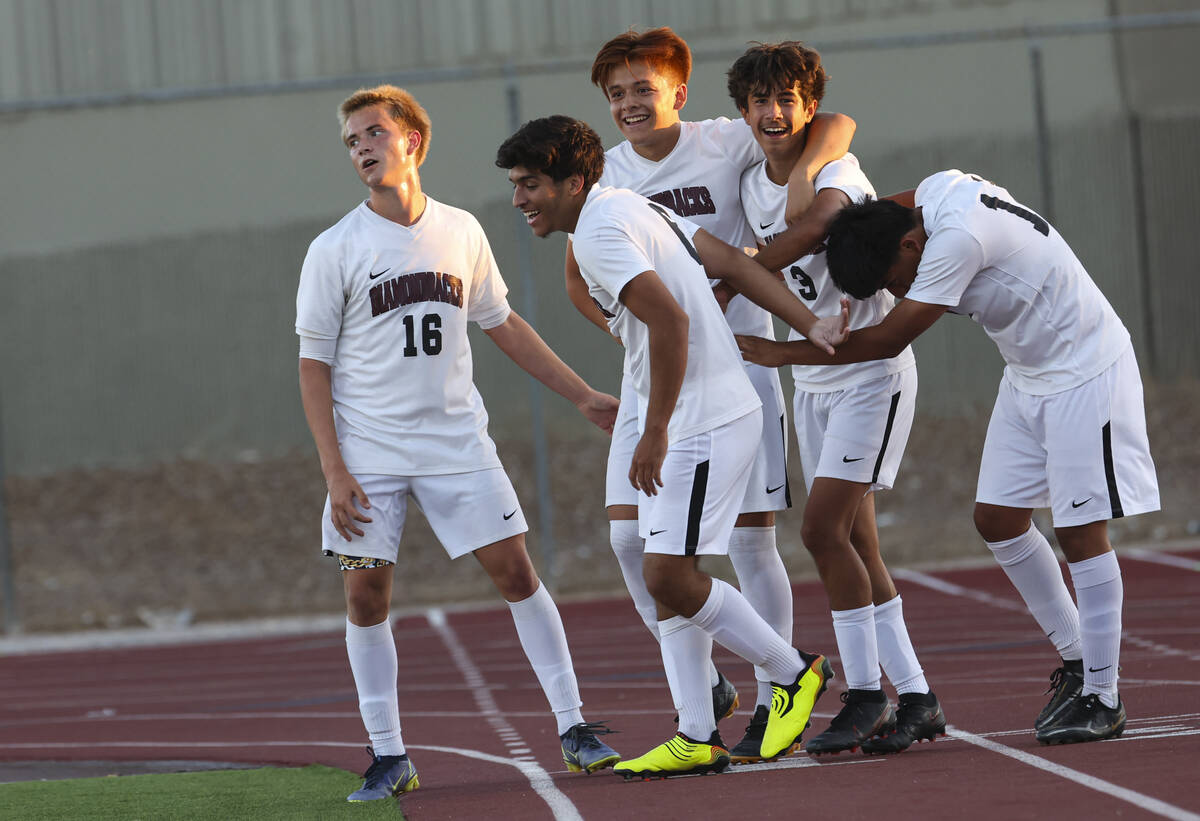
[610, 520, 661, 641]
[987, 525, 1082, 660]
[873, 595, 929, 695]
[729, 526, 793, 705]
[1069, 552, 1123, 708]
[611, 520, 721, 685]
[346, 618, 405, 756]
[688, 579, 802, 684]
[659, 616, 716, 741]
[831, 603, 880, 690]
[508, 582, 584, 734]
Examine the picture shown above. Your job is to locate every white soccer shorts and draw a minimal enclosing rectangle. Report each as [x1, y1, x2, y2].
[975, 345, 1160, 527]
[639, 409, 762, 556]
[606, 363, 789, 514]
[792, 365, 917, 493]
[320, 468, 528, 562]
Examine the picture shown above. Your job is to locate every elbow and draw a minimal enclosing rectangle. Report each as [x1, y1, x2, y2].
[835, 111, 857, 137]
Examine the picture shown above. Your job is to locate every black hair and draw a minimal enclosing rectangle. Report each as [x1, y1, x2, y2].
[825, 198, 919, 299]
[726, 41, 827, 112]
[495, 115, 605, 188]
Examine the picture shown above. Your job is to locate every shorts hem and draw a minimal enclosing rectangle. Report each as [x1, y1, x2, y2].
[447, 523, 529, 559]
[974, 494, 1047, 511]
[736, 500, 792, 514]
[321, 546, 396, 563]
[1053, 501, 1162, 529]
[643, 542, 730, 557]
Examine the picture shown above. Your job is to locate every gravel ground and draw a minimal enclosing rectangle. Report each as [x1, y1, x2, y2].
[4, 380, 1196, 634]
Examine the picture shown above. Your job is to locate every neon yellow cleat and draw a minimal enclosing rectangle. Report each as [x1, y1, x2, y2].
[613, 731, 730, 780]
[761, 650, 834, 760]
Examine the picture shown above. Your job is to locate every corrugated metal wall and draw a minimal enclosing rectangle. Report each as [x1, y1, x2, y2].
[0, 0, 1027, 105]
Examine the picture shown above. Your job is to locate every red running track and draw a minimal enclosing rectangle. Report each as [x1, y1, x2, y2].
[2, 546, 1199, 820]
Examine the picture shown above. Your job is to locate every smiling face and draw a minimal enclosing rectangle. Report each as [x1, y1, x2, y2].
[341, 104, 421, 190]
[742, 82, 817, 158]
[603, 60, 686, 149]
[507, 165, 582, 237]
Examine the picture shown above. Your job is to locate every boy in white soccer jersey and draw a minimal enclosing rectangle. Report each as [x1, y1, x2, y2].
[728, 42, 944, 758]
[740, 170, 1160, 744]
[497, 114, 848, 777]
[564, 26, 857, 737]
[295, 86, 622, 802]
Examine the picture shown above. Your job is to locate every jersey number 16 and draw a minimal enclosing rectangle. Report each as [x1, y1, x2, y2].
[402, 313, 442, 357]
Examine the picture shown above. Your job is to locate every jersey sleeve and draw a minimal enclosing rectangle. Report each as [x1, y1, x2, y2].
[295, 236, 344, 341]
[573, 219, 655, 303]
[298, 334, 337, 364]
[813, 155, 872, 204]
[904, 226, 986, 307]
[463, 216, 512, 328]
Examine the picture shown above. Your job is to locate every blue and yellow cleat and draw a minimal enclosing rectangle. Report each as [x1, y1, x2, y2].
[561, 721, 621, 773]
[761, 650, 834, 760]
[346, 747, 419, 802]
[613, 731, 730, 780]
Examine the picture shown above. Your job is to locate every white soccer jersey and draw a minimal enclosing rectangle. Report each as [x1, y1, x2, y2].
[908, 171, 1130, 395]
[571, 185, 761, 441]
[599, 118, 772, 338]
[741, 153, 916, 392]
[295, 197, 511, 475]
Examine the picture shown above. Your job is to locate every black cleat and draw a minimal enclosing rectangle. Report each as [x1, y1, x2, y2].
[1035, 658, 1083, 730]
[712, 670, 740, 721]
[729, 704, 769, 764]
[1036, 693, 1125, 745]
[674, 669, 740, 726]
[862, 691, 946, 754]
[805, 688, 895, 756]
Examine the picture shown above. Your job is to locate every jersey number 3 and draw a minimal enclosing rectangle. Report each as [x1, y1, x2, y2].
[402, 313, 442, 356]
[788, 266, 818, 300]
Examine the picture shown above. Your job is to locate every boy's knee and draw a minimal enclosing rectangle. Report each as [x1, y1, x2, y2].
[492, 560, 540, 601]
[345, 585, 389, 625]
[973, 503, 1031, 543]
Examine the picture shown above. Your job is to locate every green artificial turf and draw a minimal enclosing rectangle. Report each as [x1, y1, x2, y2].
[0, 765, 408, 820]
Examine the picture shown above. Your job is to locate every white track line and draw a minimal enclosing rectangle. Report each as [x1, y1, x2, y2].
[1125, 549, 1200, 572]
[892, 567, 1200, 818]
[892, 568, 1200, 660]
[410, 743, 583, 816]
[425, 607, 582, 821]
[947, 726, 1200, 821]
[891, 568, 1027, 613]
